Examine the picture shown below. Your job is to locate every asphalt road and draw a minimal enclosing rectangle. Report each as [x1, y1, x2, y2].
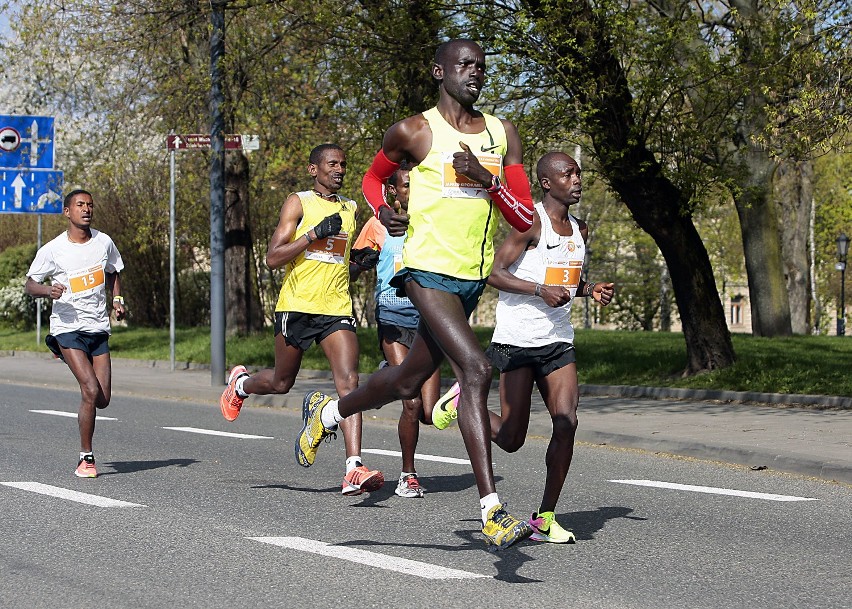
[1, 384, 849, 609]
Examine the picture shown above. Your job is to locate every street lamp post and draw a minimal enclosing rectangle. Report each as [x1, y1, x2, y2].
[836, 233, 850, 336]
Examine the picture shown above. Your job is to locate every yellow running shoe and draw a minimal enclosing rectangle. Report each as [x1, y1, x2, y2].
[295, 391, 338, 467]
[529, 511, 576, 544]
[432, 381, 459, 430]
[481, 503, 532, 551]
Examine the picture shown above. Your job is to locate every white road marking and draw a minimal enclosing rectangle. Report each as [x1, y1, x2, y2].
[609, 479, 818, 502]
[30, 409, 117, 421]
[162, 426, 273, 439]
[0, 482, 146, 507]
[248, 536, 487, 580]
[362, 448, 470, 465]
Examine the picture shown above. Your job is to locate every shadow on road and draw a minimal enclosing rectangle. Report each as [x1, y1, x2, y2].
[566, 505, 647, 541]
[101, 458, 199, 475]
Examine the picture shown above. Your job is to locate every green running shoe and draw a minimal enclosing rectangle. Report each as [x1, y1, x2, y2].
[529, 511, 576, 544]
[432, 381, 459, 430]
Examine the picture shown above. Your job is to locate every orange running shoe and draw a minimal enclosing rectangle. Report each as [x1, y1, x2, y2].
[341, 465, 385, 496]
[75, 454, 98, 478]
[220, 365, 249, 421]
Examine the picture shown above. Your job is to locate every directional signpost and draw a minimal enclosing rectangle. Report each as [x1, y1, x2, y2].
[0, 116, 64, 214]
[165, 133, 260, 375]
[0, 115, 65, 346]
[0, 169, 64, 213]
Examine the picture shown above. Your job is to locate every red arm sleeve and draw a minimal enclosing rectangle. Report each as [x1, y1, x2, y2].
[489, 164, 534, 232]
[362, 149, 401, 218]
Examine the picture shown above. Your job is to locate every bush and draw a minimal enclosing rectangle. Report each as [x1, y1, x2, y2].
[0, 243, 37, 285]
[0, 276, 37, 329]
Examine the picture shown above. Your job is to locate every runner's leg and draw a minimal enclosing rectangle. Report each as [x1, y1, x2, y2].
[535, 362, 580, 513]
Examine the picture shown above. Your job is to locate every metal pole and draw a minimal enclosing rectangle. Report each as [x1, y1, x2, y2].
[209, 2, 226, 385]
[169, 147, 176, 371]
[840, 266, 846, 337]
[36, 215, 42, 346]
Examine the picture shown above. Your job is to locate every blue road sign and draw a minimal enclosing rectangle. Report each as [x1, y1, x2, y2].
[0, 115, 55, 170]
[0, 169, 64, 214]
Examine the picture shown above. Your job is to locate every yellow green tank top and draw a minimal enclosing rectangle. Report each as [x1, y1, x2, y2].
[275, 191, 357, 315]
[404, 107, 508, 280]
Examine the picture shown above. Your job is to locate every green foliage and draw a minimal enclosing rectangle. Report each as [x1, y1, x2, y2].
[0, 276, 37, 330]
[0, 243, 36, 285]
[0, 244, 39, 330]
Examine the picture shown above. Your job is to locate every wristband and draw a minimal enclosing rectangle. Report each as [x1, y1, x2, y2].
[585, 282, 596, 297]
[304, 232, 314, 244]
[113, 296, 124, 305]
[534, 283, 542, 297]
[486, 174, 501, 193]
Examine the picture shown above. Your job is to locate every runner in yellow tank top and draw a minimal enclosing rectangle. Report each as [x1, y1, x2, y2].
[275, 190, 356, 316]
[219, 143, 384, 496]
[299, 40, 537, 551]
[404, 108, 507, 280]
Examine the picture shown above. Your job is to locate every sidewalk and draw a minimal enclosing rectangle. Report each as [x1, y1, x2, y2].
[2, 352, 850, 485]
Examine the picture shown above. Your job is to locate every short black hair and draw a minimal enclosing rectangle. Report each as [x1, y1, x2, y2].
[388, 160, 412, 187]
[63, 189, 92, 208]
[536, 152, 579, 190]
[434, 38, 480, 66]
[309, 143, 344, 165]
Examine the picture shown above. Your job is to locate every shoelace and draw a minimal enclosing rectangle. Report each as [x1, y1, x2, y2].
[404, 475, 421, 489]
[491, 509, 516, 526]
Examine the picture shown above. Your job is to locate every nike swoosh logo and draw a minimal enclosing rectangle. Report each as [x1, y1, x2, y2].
[480, 144, 500, 152]
[546, 243, 560, 249]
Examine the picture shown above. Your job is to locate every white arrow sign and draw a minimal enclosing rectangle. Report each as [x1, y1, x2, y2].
[37, 189, 61, 209]
[11, 173, 25, 208]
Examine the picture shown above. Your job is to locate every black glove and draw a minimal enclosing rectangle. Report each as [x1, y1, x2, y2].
[314, 213, 342, 239]
[350, 247, 380, 270]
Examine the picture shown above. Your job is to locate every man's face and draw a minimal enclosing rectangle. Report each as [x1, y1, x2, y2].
[543, 156, 582, 205]
[435, 42, 486, 105]
[389, 169, 411, 212]
[64, 193, 94, 226]
[309, 148, 347, 192]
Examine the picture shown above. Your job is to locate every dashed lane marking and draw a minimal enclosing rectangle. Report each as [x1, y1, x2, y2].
[30, 409, 117, 421]
[0, 482, 146, 507]
[162, 426, 274, 439]
[361, 448, 470, 465]
[248, 536, 487, 579]
[609, 479, 818, 502]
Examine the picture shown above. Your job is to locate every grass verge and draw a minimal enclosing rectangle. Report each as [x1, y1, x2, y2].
[1, 325, 850, 397]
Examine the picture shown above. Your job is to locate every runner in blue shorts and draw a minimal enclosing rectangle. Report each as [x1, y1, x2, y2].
[352, 164, 442, 498]
[25, 189, 127, 478]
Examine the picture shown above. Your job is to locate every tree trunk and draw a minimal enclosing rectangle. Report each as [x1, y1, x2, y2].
[608, 148, 735, 373]
[659, 264, 672, 332]
[522, 0, 736, 373]
[731, 149, 793, 336]
[225, 150, 264, 334]
[775, 160, 814, 334]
